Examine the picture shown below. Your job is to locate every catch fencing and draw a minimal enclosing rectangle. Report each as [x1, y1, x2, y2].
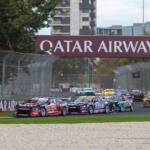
[52, 74, 114, 89]
[0, 51, 57, 100]
[114, 62, 150, 91]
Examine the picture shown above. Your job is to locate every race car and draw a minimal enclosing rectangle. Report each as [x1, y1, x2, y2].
[80, 88, 96, 96]
[68, 96, 114, 115]
[112, 95, 133, 112]
[15, 97, 68, 117]
[101, 89, 115, 96]
[143, 96, 150, 107]
[130, 90, 144, 102]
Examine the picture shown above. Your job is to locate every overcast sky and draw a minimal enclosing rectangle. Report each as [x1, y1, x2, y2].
[37, 0, 150, 35]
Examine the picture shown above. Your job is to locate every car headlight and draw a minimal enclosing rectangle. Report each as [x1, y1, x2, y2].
[32, 107, 40, 112]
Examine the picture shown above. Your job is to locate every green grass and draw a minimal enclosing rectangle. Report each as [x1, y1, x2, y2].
[0, 112, 150, 124]
[0, 112, 14, 117]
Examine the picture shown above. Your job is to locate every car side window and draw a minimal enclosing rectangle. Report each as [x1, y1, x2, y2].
[49, 99, 56, 104]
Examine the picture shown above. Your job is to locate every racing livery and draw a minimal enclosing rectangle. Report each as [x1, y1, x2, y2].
[112, 96, 133, 112]
[68, 96, 114, 115]
[15, 97, 68, 117]
[143, 96, 150, 107]
[101, 89, 115, 96]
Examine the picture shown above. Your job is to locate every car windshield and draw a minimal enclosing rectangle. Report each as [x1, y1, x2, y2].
[103, 97, 111, 101]
[113, 96, 124, 102]
[75, 99, 91, 103]
[25, 99, 48, 104]
[37, 100, 48, 104]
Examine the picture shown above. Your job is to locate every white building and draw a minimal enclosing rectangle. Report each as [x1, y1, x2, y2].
[51, 0, 97, 35]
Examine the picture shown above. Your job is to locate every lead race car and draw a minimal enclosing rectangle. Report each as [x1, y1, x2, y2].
[15, 97, 68, 117]
[68, 96, 114, 115]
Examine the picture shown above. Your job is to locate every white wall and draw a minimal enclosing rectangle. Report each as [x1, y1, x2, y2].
[70, 0, 80, 35]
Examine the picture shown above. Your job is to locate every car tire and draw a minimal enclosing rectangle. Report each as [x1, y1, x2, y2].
[88, 106, 94, 114]
[130, 105, 134, 111]
[105, 105, 110, 113]
[40, 108, 46, 117]
[61, 108, 67, 116]
[120, 105, 125, 112]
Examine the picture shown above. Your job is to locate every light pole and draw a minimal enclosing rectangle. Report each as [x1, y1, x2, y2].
[142, 0, 145, 34]
[142, 0, 145, 24]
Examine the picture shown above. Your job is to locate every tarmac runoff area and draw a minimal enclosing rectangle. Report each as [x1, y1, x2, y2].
[0, 122, 150, 150]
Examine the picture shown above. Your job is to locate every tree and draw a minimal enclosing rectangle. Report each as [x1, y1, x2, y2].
[0, 0, 57, 53]
[53, 57, 87, 76]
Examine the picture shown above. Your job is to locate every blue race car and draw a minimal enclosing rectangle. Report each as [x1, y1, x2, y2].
[68, 96, 114, 115]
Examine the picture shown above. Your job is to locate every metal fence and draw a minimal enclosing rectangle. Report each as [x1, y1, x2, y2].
[0, 51, 57, 99]
[52, 73, 114, 89]
[114, 62, 150, 91]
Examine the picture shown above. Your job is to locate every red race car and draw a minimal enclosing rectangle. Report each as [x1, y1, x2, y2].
[15, 97, 68, 117]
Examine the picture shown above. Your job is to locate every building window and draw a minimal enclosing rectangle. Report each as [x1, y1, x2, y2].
[82, 0, 89, 4]
[82, 26, 89, 30]
[82, 17, 89, 21]
[82, 9, 89, 13]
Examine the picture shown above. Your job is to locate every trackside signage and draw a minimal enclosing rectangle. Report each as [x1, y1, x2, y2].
[35, 36, 150, 57]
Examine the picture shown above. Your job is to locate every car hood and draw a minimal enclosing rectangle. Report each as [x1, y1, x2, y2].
[68, 102, 88, 106]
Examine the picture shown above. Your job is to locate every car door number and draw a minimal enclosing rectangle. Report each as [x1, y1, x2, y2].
[95, 102, 104, 109]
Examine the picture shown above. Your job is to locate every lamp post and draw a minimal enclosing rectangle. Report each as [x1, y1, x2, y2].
[142, 0, 145, 24]
[142, 0, 145, 34]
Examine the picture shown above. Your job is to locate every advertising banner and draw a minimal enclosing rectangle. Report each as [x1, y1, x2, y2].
[0, 100, 24, 112]
[36, 35, 150, 57]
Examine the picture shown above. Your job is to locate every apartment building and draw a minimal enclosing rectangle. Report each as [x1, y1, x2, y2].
[51, 0, 97, 35]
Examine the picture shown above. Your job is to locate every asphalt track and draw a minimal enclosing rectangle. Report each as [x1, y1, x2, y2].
[1, 92, 150, 119]
[67, 102, 150, 117]
[0, 102, 149, 119]
[50, 92, 150, 116]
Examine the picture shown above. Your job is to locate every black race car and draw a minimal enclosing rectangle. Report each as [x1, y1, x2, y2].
[130, 90, 144, 102]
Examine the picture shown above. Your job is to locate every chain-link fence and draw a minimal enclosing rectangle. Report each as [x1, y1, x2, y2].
[52, 73, 114, 89]
[0, 51, 57, 99]
[114, 62, 150, 91]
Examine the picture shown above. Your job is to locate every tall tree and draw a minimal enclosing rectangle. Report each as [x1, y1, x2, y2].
[0, 0, 57, 53]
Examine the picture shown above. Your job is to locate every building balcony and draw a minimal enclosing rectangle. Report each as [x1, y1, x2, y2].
[55, 6, 70, 9]
[90, 12, 96, 18]
[51, 30, 70, 35]
[80, 29, 93, 35]
[51, 24, 70, 26]
[80, 3, 95, 9]
[90, 21, 96, 27]
[53, 14, 70, 18]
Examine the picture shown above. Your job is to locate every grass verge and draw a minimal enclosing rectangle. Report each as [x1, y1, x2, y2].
[0, 112, 150, 124]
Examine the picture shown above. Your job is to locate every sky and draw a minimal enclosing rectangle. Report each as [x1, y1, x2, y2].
[37, 0, 150, 35]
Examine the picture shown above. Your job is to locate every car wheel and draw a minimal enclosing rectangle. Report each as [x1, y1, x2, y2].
[120, 105, 125, 112]
[130, 105, 134, 111]
[111, 106, 115, 112]
[88, 106, 94, 114]
[105, 105, 110, 113]
[40, 108, 46, 117]
[61, 108, 67, 116]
